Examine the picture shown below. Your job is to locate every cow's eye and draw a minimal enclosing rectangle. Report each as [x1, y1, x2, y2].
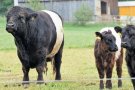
[108, 39, 112, 42]
[18, 16, 25, 23]
[18, 16, 23, 20]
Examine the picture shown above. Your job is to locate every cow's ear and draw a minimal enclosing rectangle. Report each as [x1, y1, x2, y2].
[27, 13, 38, 21]
[114, 26, 122, 33]
[95, 32, 103, 40]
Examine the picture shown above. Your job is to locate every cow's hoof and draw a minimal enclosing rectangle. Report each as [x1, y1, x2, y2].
[23, 84, 29, 89]
[106, 87, 112, 90]
[100, 88, 104, 90]
[99, 87, 104, 90]
[55, 76, 61, 80]
[118, 80, 122, 88]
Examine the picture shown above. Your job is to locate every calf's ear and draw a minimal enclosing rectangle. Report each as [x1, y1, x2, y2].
[95, 32, 103, 39]
[114, 26, 122, 33]
[26, 13, 38, 21]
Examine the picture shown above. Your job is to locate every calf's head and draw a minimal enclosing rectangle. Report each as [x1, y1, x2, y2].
[6, 6, 37, 33]
[120, 25, 135, 49]
[95, 30, 118, 52]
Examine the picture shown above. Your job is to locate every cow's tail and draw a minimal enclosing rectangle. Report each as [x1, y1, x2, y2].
[44, 62, 48, 75]
[52, 58, 56, 75]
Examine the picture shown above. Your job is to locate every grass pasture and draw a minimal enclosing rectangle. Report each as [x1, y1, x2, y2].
[0, 17, 133, 90]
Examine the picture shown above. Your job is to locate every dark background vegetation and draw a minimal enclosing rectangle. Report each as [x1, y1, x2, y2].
[0, 0, 13, 15]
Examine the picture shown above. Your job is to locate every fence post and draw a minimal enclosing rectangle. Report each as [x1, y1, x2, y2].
[14, 0, 18, 6]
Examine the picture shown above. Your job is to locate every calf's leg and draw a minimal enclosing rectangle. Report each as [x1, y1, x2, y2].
[106, 67, 113, 89]
[128, 69, 135, 90]
[126, 56, 135, 89]
[116, 56, 123, 87]
[131, 79, 135, 90]
[96, 65, 104, 90]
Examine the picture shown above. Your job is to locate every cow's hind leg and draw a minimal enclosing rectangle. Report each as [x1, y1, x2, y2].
[116, 55, 123, 88]
[22, 66, 30, 85]
[54, 41, 64, 80]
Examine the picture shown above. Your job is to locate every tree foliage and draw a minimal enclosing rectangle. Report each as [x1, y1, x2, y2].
[27, 0, 45, 11]
[0, 0, 13, 15]
[74, 3, 93, 25]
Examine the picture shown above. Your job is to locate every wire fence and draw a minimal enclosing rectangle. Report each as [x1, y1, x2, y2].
[0, 77, 135, 84]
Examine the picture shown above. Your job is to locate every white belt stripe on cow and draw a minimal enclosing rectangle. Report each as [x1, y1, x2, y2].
[42, 10, 64, 58]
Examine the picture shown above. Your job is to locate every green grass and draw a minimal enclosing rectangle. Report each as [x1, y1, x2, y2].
[0, 17, 133, 89]
[0, 17, 15, 50]
[0, 49, 133, 90]
[64, 23, 101, 48]
[0, 17, 118, 50]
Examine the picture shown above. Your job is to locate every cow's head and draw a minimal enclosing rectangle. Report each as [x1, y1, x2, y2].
[119, 25, 135, 49]
[6, 6, 37, 33]
[95, 30, 118, 52]
[114, 26, 122, 33]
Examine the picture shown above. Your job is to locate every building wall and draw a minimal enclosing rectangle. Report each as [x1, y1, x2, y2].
[44, 0, 95, 22]
[118, 1, 135, 16]
[19, 0, 95, 22]
[101, 0, 118, 15]
[18, 0, 118, 22]
[119, 6, 135, 16]
[110, 0, 118, 15]
[118, 1, 135, 25]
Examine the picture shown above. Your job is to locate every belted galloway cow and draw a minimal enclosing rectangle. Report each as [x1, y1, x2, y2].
[6, 6, 64, 84]
[119, 25, 135, 90]
[94, 27, 123, 89]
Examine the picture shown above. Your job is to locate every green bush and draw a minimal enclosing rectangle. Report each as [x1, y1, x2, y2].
[74, 3, 93, 25]
[0, 0, 13, 15]
[27, 0, 45, 11]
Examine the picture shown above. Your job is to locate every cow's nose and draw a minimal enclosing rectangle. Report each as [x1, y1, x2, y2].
[6, 23, 15, 33]
[121, 42, 127, 47]
[6, 23, 14, 29]
[114, 46, 118, 51]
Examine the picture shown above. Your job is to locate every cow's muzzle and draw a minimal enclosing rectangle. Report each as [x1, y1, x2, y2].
[6, 23, 16, 33]
[121, 42, 128, 48]
[110, 47, 118, 52]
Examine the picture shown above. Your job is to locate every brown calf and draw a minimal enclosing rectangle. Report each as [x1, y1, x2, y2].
[94, 27, 123, 89]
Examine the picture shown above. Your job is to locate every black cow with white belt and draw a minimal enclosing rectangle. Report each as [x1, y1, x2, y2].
[6, 6, 64, 84]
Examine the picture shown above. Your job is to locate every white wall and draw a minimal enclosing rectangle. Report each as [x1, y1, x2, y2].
[14, 0, 19, 6]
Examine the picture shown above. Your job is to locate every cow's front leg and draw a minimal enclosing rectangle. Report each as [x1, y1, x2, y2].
[35, 49, 47, 84]
[106, 67, 113, 89]
[96, 63, 104, 90]
[36, 64, 44, 84]
[17, 50, 30, 85]
[22, 66, 30, 85]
